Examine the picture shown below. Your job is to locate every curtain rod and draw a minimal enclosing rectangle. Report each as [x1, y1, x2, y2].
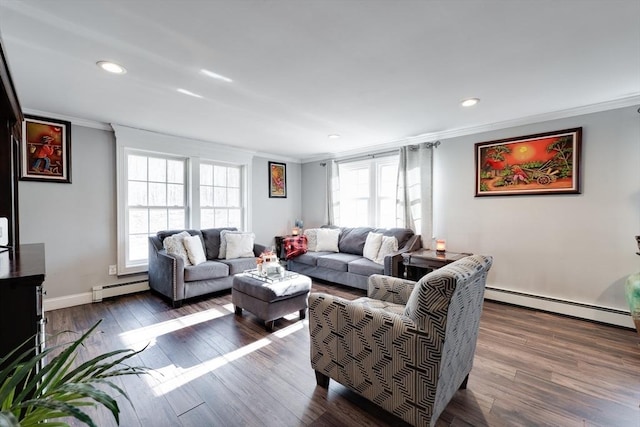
[319, 140, 440, 166]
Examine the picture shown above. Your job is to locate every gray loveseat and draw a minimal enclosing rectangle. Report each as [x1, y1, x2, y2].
[287, 227, 421, 290]
[148, 228, 266, 307]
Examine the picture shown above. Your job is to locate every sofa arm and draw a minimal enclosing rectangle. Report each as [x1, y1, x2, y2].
[367, 274, 416, 305]
[148, 247, 186, 305]
[253, 243, 267, 256]
[383, 234, 422, 277]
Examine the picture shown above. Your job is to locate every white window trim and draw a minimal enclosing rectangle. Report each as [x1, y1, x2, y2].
[198, 159, 247, 231]
[114, 124, 254, 275]
[338, 154, 399, 228]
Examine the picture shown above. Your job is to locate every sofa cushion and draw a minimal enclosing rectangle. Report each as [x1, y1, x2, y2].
[338, 227, 374, 255]
[219, 257, 257, 275]
[289, 251, 333, 266]
[157, 229, 202, 242]
[348, 257, 384, 276]
[374, 227, 413, 249]
[317, 253, 361, 272]
[201, 227, 236, 260]
[184, 260, 229, 282]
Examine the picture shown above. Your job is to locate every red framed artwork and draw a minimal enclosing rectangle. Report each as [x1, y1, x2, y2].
[268, 161, 286, 198]
[475, 128, 582, 197]
[21, 115, 72, 183]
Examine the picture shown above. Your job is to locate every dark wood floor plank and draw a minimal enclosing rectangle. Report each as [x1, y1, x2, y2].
[43, 284, 640, 426]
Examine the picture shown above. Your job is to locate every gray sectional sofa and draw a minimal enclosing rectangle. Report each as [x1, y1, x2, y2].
[148, 228, 266, 307]
[287, 227, 421, 290]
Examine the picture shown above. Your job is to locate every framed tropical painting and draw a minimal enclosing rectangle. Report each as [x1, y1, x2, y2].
[268, 161, 286, 198]
[21, 115, 72, 183]
[475, 128, 582, 196]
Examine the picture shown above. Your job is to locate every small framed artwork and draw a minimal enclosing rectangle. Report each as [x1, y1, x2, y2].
[475, 127, 582, 197]
[21, 115, 72, 183]
[268, 161, 287, 198]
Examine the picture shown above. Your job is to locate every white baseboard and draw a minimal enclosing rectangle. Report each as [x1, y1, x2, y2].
[484, 287, 635, 329]
[43, 292, 93, 312]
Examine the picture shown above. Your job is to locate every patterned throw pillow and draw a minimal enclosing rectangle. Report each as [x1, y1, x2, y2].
[284, 235, 308, 259]
[183, 235, 207, 265]
[374, 235, 398, 265]
[304, 229, 319, 252]
[162, 231, 192, 266]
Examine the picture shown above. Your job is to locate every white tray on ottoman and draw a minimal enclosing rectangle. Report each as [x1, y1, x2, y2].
[232, 270, 312, 331]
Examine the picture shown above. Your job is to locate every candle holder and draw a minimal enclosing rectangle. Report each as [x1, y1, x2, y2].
[435, 239, 446, 254]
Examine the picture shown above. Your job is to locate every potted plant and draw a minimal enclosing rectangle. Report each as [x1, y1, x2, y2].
[0, 320, 148, 427]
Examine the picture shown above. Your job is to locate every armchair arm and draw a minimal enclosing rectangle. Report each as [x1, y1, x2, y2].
[367, 274, 416, 305]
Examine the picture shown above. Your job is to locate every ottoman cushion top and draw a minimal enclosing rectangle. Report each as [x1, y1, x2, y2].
[233, 274, 311, 302]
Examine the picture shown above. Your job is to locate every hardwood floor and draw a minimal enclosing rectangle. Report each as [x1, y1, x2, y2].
[44, 282, 640, 427]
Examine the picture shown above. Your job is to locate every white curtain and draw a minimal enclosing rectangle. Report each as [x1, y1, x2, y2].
[326, 160, 340, 225]
[396, 143, 434, 241]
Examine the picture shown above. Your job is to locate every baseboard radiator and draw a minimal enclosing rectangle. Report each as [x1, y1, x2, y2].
[92, 280, 149, 303]
[484, 286, 633, 329]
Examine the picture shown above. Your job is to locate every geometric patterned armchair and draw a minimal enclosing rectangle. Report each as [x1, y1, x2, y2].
[308, 254, 493, 426]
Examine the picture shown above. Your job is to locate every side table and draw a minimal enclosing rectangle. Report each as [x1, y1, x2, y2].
[401, 249, 472, 281]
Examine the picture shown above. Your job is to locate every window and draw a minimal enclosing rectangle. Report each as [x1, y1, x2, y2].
[200, 162, 243, 229]
[338, 155, 399, 228]
[124, 151, 187, 272]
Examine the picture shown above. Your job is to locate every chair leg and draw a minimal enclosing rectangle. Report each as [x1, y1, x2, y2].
[265, 320, 274, 331]
[315, 370, 330, 388]
[459, 374, 469, 390]
[234, 305, 243, 315]
[299, 308, 306, 320]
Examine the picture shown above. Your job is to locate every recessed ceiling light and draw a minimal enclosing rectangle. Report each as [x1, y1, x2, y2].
[461, 98, 480, 107]
[200, 69, 233, 83]
[177, 88, 203, 98]
[328, 134, 341, 139]
[96, 61, 126, 74]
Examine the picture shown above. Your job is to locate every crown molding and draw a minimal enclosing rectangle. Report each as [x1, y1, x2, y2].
[300, 94, 640, 163]
[22, 108, 112, 131]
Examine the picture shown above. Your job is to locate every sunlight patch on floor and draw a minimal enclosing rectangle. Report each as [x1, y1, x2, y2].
[118, 307, 227, 348]
[150, 337, 272, 396]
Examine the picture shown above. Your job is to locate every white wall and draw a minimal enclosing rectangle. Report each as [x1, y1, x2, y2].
[20, 125, 123, 299]
[434, 106, 640, 324]
[19, 126, 302, 302]
[301, 162, 328, 228]
[251, 156, 302, 248]
[301, 106, 640, 326]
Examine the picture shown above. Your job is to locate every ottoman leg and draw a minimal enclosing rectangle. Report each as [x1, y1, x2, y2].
[265, 320, 275, 331]
[234, 305, 242, 316]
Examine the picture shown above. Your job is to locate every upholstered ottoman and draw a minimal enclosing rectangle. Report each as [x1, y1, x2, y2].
[232, 273, 312, 331]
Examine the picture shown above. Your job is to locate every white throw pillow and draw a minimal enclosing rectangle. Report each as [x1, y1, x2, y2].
[183, 235, 207, 266]
[163, 231, 192, 266]
[363, 232, 383, 261]
[225, 232, 256, 259]
[304, 228, 319, 252]
[374, 235, 398, 265]
[315, 228, 340, 252]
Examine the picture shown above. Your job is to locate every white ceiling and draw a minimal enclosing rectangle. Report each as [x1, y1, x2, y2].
[1, 1, 639, 161]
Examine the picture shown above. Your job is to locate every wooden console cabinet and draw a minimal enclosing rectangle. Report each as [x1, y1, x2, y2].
[402, 248, 471, 281]
[0, 244, 46, 364]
